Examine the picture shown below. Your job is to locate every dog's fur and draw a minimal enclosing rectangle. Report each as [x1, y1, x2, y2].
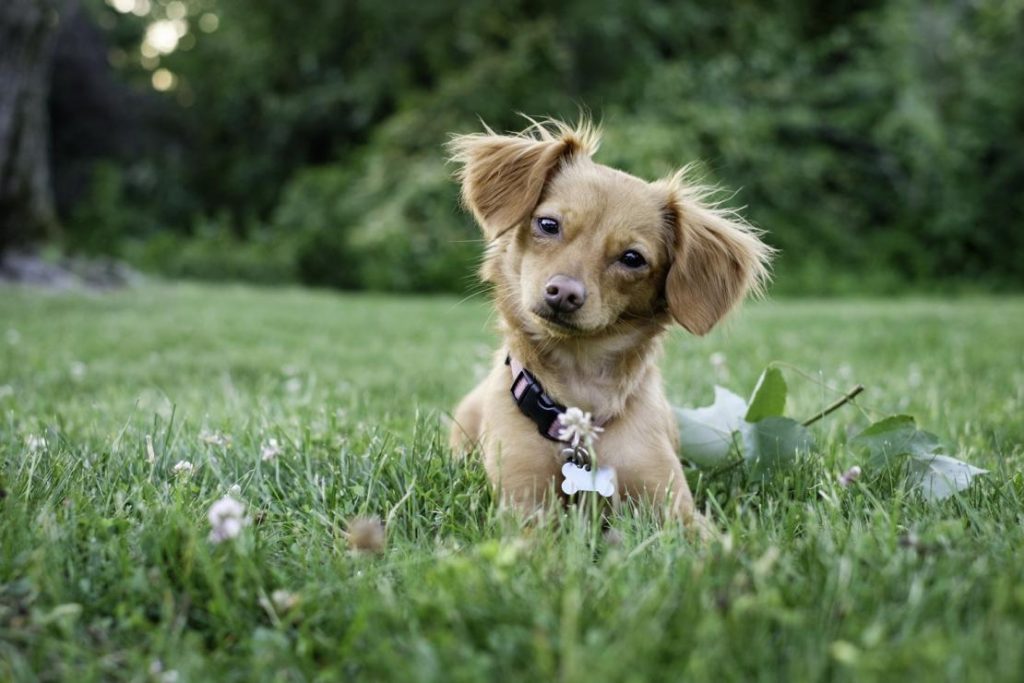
[447, 119, 772, 529]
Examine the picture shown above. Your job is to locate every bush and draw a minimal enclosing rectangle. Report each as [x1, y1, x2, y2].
[123, 217, 297, 285]
[65, 162, 149, 254]
[270, 166, 362, 290]
[270, 156, 480, 293]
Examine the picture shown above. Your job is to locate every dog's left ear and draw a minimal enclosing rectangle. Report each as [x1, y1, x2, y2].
[660, 177, 773, 335]
[447, 121, 597, 240]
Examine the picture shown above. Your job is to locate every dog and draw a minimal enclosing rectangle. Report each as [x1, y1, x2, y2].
[447, 119, 771, 532]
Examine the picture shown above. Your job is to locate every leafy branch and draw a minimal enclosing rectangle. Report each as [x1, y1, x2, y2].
[676, 366, 985, 500]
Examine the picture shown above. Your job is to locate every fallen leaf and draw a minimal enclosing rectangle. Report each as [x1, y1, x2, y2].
[741, 417, 814, 474]
[675, 386, 748, 467]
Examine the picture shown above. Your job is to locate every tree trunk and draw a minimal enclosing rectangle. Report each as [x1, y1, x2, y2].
[0, 0, 72, 251]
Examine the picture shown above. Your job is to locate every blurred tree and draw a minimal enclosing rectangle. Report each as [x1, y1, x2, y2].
[49, 2, 180, 253]
[50, 0, 1024, 292]
[0, 0, 73, 250]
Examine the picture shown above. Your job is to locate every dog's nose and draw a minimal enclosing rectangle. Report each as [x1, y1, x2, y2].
[544, 275, 586, 313]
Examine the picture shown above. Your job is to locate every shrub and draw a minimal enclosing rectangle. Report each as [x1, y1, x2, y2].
[123, 216, 297, 285]
[271, 156, 480, 293]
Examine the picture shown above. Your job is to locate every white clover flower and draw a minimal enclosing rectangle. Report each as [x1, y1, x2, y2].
[69, 361, 87, 382]
[228, 484, 242, 496]
[838, 465, 862, 487]
[285, 377, 302, 394]
[259, 588, 300, 616]
[149, 660, 178, 682]
[207, 495, 249, 543]
[26, 434, 47, 452]
[557, 407, 603, 448]
[709, 352, 727, 369]
[271, 589, 299, 612]
[261, 438, 282, 462]
[199, 429, 232, 448]
[172, 460, 194, 476]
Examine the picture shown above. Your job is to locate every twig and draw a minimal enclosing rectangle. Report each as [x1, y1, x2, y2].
[802, 384, 865, 427]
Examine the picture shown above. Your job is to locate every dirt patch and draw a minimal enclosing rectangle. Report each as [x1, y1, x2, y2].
[0, 250, 143, 290]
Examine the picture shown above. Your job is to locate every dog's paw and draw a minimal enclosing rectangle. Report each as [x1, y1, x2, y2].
[685, 512, 719, 543]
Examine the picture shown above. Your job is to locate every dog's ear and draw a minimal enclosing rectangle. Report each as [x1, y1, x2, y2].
[448, 122, 597, 240]
[661, 174, 773, 335]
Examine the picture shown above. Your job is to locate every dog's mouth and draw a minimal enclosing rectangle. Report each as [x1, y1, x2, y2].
[531, 308, 588, 334]
[529, 306, 665, 339]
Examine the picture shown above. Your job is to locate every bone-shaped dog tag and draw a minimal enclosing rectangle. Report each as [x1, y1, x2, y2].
[561, 462, 616, 498]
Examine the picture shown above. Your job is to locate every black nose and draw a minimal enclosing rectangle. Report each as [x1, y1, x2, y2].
[544, 275, 586, 313]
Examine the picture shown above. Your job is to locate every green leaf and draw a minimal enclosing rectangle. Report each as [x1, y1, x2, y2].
[741, 417, 814, 475]
[855, 414, 916, 438]
[745, 367, 787, 422]
[675, 386, 748, 467]
[851, 415, 987, 499]
[850, 415, 941, 467]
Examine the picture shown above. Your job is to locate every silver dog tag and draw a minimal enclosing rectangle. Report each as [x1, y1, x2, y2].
[561, 462, 616, 498]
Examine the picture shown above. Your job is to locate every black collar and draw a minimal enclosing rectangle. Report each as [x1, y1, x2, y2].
[506, 355, 566, 442]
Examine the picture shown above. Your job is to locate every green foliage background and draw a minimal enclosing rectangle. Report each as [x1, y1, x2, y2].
[68, 0, 1024, 294]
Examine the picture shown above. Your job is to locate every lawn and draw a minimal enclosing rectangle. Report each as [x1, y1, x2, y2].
[1, 283, 1023, 682]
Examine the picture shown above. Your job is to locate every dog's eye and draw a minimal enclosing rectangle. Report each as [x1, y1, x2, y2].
[619, 250, 647, 268]
[535, 217, 560, 236]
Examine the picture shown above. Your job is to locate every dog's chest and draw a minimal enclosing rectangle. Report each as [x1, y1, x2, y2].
[557, 372, 629, 419]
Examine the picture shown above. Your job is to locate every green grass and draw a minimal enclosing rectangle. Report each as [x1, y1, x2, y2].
[1, 283, 1023, 682]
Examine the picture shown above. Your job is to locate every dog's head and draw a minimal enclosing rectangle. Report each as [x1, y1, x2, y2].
[449, 119, 772, 339]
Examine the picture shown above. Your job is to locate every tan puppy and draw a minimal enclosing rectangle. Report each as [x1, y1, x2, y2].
[447, 119, 771, 530]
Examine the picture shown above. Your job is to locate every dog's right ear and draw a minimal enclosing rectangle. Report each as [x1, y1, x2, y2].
[447, 123, 594, 240]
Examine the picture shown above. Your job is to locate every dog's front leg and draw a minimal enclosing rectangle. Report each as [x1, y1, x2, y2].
[667, 473, 715, 541]
[481, 424, 564, 516]
[449, 381, 488, 456]
[612, 440, 714, 540]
